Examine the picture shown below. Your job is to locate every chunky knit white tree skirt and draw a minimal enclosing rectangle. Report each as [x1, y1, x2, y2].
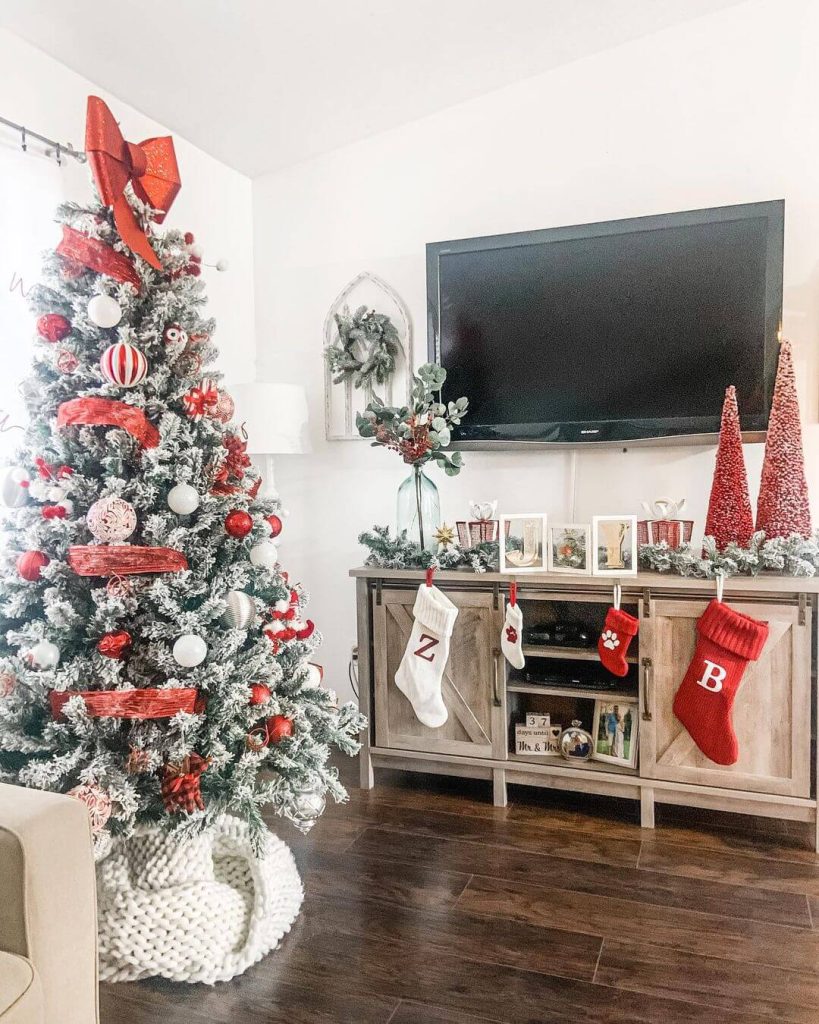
[96, 815, 304, 984]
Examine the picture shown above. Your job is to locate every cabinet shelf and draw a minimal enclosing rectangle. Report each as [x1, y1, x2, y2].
[506, 753, 638, 777]
[507, 681, 638, 702]
[522, 644, 637, 665]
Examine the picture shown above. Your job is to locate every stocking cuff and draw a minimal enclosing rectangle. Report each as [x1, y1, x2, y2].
[698, 599, 768, 660]
[605, 607, 639, 637]
[413, 584, 458, 638]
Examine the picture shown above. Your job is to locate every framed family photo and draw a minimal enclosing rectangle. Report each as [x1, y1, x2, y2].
[547, 523, 591, 575]
[499, 513, 548, 573]
[592, 699, 639, 768]
[592, 515, 638, 576]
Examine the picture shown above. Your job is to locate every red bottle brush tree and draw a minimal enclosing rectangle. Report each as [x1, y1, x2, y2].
[704, 386, 754, 550]
[756, 339, 812, 539]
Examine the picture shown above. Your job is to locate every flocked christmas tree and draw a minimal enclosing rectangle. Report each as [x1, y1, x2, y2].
[703, 385, 754, 551]
[0, 96, 364, 856]
[756, 338, 812, 539]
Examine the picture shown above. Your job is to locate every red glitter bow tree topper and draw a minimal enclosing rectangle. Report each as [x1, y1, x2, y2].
[85, 96, 181, 270]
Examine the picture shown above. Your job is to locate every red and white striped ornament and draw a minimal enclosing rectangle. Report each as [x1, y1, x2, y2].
[100, 342, 148, 388]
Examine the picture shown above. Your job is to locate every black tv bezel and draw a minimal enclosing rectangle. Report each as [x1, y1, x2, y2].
[426, 200, 784, 449]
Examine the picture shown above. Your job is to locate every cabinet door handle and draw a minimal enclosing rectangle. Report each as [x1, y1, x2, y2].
[492, 647, 503, 707]
[641, 656, 653, 721]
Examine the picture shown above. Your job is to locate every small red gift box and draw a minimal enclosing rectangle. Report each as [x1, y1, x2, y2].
[456, 520, 499, 548]
[648, 519, 694, 548]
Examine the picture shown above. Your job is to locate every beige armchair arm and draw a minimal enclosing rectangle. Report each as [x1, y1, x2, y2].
[0, 785, 98, 1024]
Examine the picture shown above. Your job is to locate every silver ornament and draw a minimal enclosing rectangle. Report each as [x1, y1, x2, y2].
[2, 467, 29, 508]
[286, 780, 326, 834]
[220, 590, 256, 629]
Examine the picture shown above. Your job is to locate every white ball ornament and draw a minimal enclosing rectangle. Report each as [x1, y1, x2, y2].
[2, 467, 29, 508]
[87, 496, 137, 543]
[173, 634, 207, 668]
[249, 540, 278, 569]
[220, 590, 256, 629]
[100, 342, 148, 388]
[87, 294, 122, 329]
[167, 483, 200, 515]
[215, 259, 229, 272]
[28, 639, 60, 670]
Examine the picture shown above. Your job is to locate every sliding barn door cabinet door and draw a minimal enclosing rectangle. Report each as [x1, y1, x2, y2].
[372, 588, 504, 759]
[641, 598, 812, 798]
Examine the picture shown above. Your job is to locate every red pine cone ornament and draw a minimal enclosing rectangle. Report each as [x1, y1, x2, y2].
[97, 630, 132, 659]
[225, 509, 253, 538]
[37, 313, 71, 343]
[100, 341, 148, 387]
[756, 339, 812, 539]
[161, 755, 210, 814]
[703, 386, 754, 551]
[17, 550, 49, 581]
[266, 715, 294, 743]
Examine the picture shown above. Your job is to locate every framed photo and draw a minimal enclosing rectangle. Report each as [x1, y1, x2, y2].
[499, 514, 547, 573]
[547, 523, 591, 575]
[592, 699, 639, 768]
[592, 515, 638, 576]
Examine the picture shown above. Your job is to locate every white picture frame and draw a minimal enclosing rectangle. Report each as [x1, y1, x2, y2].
[592, 699, 639, 768]
[499, 513, 548, 573]
[547, 523, 592, 575]
[592, 515, 638, 576]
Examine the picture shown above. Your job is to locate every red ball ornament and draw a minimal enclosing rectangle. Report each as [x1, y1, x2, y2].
[184, 231, 195, 245]
[17, 550, 49, 581]
[249, 683, 271, 705]
[265, 514, 283, 538]
[266, 715, 294, 743]
[100, 342, 148, 388]
[97, 630, 132, 659]
[36, 313, 71, 343]
[225, 510, 253, 538]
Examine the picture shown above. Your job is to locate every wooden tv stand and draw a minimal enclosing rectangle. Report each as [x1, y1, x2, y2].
[351, 567, 819, 845]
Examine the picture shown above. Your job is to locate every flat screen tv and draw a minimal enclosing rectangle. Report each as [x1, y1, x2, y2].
[426, 200, 784, 447]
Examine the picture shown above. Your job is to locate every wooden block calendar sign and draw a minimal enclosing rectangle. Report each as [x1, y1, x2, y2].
[525, 712, 550, 729]
[515, 724, 562, 756]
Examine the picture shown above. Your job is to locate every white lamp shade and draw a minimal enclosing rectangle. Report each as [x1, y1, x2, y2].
[230, 383, 311, 454]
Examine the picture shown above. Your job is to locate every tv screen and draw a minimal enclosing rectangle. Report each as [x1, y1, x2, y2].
[427, 201, 783, 446]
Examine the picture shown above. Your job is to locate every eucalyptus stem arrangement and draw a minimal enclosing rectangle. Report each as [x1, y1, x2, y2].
[356, 363, 468, 549]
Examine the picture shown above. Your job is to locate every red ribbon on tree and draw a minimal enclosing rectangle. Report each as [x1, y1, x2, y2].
[56, 225, 141, 290]
[85, 96, 181, 271]
[49, 687, 199, 721]
[57, 397, 160, 449]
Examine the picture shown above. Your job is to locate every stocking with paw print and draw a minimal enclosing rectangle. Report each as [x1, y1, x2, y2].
[598, 606, 639, 677]
[501, 585, 525, 669]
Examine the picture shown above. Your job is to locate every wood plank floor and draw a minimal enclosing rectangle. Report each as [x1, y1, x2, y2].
[100, 758, 819, 1024]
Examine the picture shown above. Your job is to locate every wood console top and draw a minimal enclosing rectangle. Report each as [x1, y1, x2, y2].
[350, 565, 819, 595]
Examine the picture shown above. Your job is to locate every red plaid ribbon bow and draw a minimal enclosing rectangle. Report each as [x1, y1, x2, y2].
[182, 379, 218, 420]
[161, 754, 210, 814]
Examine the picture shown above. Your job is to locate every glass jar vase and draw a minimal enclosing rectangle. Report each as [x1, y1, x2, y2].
[397, 464, 440, 552]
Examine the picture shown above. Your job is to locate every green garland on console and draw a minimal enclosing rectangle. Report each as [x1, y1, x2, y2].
[361, 525, 819, 579]
[639, 532, 819, 579]
[359, 526, 498, 572]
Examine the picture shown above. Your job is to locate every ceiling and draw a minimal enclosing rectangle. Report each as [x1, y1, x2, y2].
[1, 0, 743, 177]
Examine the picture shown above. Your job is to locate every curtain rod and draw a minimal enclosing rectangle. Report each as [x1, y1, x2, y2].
[0, 114, 86, 165]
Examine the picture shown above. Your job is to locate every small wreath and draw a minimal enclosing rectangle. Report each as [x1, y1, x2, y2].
[325, 304, 400, 389]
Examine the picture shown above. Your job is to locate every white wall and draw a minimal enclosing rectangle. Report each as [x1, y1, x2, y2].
[0, 25, 255, 461]
[253, 0, 819, 701]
